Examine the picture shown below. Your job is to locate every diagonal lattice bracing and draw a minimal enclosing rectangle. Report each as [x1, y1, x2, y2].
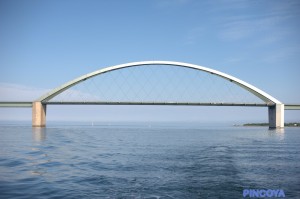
[49, 64, 265, 104]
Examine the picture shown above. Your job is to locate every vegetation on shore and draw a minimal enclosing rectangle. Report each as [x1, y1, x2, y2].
[242, 123, 300, 127]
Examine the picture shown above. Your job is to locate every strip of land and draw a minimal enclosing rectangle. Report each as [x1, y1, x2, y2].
[242, 123, 300, 127]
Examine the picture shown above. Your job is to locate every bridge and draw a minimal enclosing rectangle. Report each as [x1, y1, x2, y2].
[1, 61, 299, 128]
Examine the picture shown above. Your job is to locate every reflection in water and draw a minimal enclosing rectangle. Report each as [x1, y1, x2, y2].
[31, 127, 49, 176]
[32, 127, 47, 142]
[268, 128, 285, 140]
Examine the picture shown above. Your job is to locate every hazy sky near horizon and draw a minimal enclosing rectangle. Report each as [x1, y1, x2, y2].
[0, 0, 299, 122]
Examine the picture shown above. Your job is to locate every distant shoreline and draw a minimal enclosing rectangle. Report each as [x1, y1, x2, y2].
[240, 123, 300, 127]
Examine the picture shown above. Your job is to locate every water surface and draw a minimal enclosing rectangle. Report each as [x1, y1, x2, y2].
[0, 123, 299, 198]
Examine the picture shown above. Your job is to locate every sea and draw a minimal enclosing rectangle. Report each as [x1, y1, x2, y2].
[0, 121, 299, 199]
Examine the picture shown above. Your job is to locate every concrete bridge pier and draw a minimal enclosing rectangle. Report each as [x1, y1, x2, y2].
[268, 104, 284, 129]
[32, 101, 46, 127]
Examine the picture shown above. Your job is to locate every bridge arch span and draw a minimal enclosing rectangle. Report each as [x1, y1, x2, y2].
[33, 61, 284, 128]
[38, 61, 281, 104]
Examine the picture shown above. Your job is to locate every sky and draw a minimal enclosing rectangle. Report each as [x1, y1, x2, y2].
[0, 0, 299, 123]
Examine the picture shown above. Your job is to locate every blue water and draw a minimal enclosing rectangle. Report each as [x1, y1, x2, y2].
[0, 123, 299, 198]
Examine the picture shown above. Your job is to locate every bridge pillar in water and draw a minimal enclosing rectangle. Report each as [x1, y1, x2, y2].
[32, 101, 46, 127]
[268, 104, 284, 128]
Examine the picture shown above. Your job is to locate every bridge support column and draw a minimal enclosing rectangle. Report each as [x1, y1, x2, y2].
[268, 104, 284, 129]
[32, 101, 46, 127]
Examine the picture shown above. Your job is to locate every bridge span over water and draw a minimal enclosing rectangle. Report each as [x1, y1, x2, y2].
[1, 61, 299, 128]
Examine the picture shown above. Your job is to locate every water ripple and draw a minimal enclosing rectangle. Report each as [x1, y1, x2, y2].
[0, 125, 299, 198]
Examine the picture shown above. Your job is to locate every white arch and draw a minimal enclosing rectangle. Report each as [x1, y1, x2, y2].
[37, 61, 281, 104]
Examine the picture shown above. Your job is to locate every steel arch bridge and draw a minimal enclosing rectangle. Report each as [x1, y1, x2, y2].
[27, 61, 285, 128]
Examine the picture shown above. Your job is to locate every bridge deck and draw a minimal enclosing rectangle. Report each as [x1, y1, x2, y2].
[285, 105, 300, 110]
[0, 102, 32, 107]
[46, 101, 268, 107]
[0, 101, 299, 109]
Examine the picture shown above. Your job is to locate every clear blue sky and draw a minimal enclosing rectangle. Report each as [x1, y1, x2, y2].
[0, 0, 299, 123]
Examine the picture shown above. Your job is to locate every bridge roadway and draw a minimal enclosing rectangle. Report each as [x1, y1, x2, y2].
[0, 101, 299, 109]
